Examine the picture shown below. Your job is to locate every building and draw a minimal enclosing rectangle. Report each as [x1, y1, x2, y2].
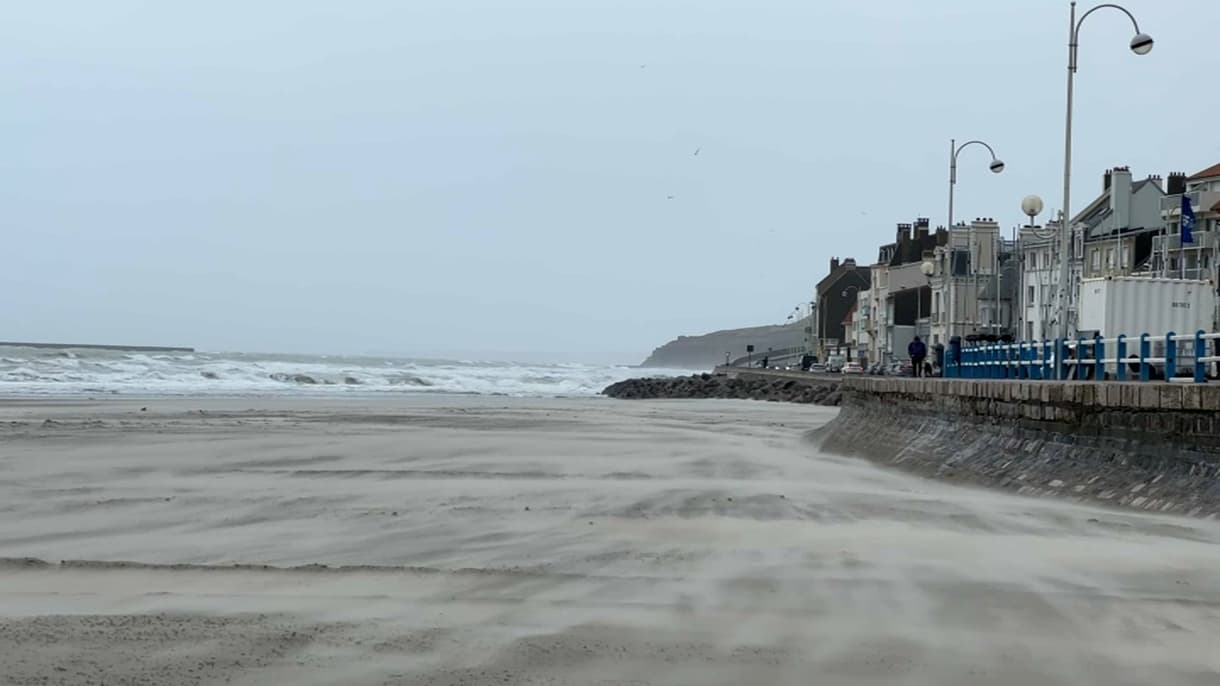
[1020, 166, 1165, 341]
[1079, 167, 1165, 278]
[927, 218, 1013, 344]
[813, 257, 870, 361]
[1018, 220, 1062, 342]
[863, 219, 944, 363]
[1155, 164, 1220, 280]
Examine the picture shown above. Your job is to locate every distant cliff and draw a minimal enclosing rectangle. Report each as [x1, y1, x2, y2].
[640, 324, 804, 369]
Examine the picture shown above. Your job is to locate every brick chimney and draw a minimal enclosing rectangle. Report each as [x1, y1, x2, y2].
[896, 223, 912, 242]
[1104, 168, 1112, 191]
[1167, 172, 1187, 195]
[914, 217, 930, 240]
[1147, 174, 1163, 190]
[830, 257, 840, 272]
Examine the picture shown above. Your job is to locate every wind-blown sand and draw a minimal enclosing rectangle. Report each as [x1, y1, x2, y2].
[2, 396, 1219, 685]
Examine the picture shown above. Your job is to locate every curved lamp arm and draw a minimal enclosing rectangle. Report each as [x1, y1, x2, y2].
[950, 140, 1004, 184]
[1071, 4, 1152, 71]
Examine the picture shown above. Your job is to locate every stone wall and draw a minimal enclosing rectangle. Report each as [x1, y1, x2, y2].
[815, 378, 1220, 517]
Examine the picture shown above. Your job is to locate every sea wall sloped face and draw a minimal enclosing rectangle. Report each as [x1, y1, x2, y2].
[817, 378, 1220, 517]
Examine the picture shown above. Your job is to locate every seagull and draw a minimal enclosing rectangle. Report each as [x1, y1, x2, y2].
[666, 195, 675, 200]
[693, 147, 700, 156]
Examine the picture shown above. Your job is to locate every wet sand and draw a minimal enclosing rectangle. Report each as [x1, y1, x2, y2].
[2, 396, 1220, 685]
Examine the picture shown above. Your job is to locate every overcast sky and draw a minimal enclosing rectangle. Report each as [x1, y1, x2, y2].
[3, 0, 1216, 363]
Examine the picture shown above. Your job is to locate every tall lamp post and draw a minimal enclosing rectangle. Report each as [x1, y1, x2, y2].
[842, 286, 860, 361]
[918, 260, 935, 340]
[947, 139, 1005, 340]
[1056, 1, 1153, 357]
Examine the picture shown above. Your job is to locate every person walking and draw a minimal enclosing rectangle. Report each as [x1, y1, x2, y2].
[908, 336, 927, 378]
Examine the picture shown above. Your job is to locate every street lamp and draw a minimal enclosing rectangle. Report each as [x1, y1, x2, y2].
[918, 261, 934, 339]
[947, 138, 1005, 340]
[842, 286, 860, 362]
[1056, 1, 1152, 356]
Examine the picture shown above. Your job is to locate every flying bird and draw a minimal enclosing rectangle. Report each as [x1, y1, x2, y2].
[693, 147, 700, 156]
[666, 195, 675, 200]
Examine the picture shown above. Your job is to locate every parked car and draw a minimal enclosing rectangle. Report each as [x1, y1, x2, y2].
[841, 362, 864, 375]
[887, 360, 913, 377]
[808, 363, 828, 374]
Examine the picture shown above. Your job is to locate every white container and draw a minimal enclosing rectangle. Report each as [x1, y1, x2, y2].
[1078, 276, 1215, 339]
[1078, 276, 1215, 376]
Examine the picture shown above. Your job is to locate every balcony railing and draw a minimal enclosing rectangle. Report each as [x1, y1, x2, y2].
[1161, 190, 1220, 214]
[1153, 230, 1218, 253]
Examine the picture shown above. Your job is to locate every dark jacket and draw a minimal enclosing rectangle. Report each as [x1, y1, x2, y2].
[908, 339, 927, 359]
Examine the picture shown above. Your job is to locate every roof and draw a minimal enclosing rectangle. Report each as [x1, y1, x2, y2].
[841, 304, 857, 327]
[1076, 176, 1165, 239]
[815, 265, 870, 294]
[1188, 162, 1220, 181]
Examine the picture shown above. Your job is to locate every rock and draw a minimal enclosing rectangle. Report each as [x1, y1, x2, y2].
[602, 373, 841, 406]
[200, 371, 220, 380]
[343, 376, 361, 385]
[270, 373, 318, 385]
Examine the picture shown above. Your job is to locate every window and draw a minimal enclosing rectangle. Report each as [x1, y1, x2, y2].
[1105, 247, 1115, 269]
[1090, 248, 1101, 271]
[1027, 285, 1035, 306]
[1028, 251, 1036, 269]
[933, 292, 941, 314]
[1026, 322, 1034, 341]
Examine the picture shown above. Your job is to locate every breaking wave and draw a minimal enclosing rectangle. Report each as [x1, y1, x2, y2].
[0, 346, 681, 398]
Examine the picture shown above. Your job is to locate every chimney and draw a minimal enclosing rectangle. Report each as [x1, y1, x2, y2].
[1110, 166, 1132, 223]
[830, 257, 840, 272]
[842, 258, 856, 268]
[1147, 174, 1163, 191]
[896, 223, 912, 243]
[1167, 172, 1187, 195]
[914, 217, 930, 240]
[1104, 168, 1112, 191]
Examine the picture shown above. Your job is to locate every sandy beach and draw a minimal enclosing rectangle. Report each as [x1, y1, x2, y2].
[3, 396, 1220, 685]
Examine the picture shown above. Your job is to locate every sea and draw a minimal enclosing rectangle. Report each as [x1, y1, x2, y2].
[0, 346, 689, 398]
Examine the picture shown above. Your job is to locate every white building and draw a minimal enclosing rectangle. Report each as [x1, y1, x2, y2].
[928, 218, 1009, 344]
[1155, 164, 1220, 280]
[1019, 166, 1165, 341]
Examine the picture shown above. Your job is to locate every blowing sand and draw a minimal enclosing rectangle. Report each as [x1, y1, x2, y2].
[2, 396, 1219, 685]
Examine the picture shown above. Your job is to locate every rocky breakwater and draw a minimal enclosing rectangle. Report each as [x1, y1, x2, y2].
[603, 373, 841, 405]
[816, 377, 1220, 517]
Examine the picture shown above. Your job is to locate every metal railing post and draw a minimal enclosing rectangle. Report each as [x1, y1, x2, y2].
[1076, 335, 1087, 380]
[1042, 339, 1052, 380]
[1166, 331, 1177, 380]
[1116, 334, 1127, 381]
[1139, 333, 1150, 382]
[1094, 335, 1104, 380]
[1055, 339, 1067, 381]
[1195, 330, 1206, 384]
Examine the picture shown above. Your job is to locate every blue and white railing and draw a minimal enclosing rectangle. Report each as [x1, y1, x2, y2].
[944, 331, 1220, 383]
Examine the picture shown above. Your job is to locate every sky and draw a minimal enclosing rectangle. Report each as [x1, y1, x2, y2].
[2, 0, 1216, 363]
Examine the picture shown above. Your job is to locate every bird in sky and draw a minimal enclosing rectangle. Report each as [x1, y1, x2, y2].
[666, 195, 675, 200]
[693, 147, 700, 156]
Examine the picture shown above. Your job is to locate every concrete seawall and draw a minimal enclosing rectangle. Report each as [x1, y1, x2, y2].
[815, 377, 1220, 517]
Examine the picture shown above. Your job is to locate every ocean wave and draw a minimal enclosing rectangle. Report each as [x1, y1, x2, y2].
[0, 346, 680, 398]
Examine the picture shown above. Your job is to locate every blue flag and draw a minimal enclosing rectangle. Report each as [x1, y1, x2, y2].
[1182, 193, 1196, 244]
